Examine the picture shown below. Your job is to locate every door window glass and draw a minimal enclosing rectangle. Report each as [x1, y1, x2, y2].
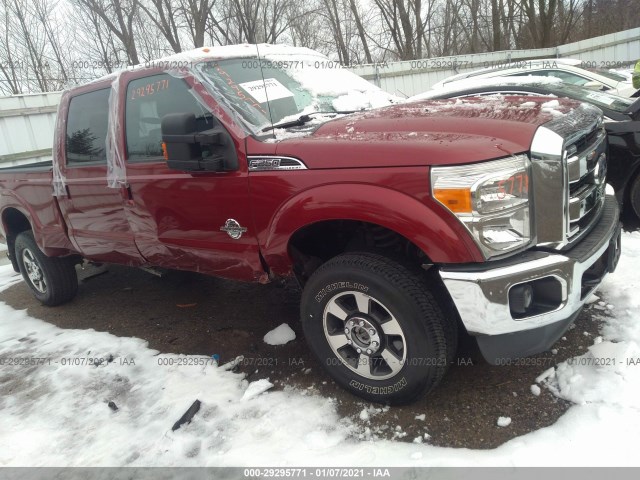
[66, 88, 110, 165]
[125, 74, 215, 161]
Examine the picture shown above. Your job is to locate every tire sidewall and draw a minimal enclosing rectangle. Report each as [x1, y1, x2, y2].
[301, 258, 446, 403]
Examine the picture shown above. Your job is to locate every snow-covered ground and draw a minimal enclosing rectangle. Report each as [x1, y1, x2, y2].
[1, 233, 640, 466]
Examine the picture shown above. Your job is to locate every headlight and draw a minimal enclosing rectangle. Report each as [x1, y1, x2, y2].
[431, 154, 532, 259]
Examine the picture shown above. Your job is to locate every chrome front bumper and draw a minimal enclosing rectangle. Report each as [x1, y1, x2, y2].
[440, 195, 621, 341]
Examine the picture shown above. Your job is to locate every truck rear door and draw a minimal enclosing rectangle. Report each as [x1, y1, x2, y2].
[56, 86, 145, 265]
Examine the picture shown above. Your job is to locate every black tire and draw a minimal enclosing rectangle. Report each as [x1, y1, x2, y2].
[15, 230, 78, 306]
[630, 175, 640, 220]
[301, 252, 457, 405]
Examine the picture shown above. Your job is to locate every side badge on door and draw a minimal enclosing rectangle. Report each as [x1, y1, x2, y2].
[220, 219, 247, 239]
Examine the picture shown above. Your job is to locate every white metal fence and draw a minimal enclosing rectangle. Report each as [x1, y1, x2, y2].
[1, 27, 638, 168]
[0, 92, 61, 167]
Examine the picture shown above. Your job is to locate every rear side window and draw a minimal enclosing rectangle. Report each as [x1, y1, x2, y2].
[66, 88, 110, 165]
[125, 74, 215, 162]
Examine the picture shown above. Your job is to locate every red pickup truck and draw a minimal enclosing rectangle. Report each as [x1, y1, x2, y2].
[0, 45, 622, 404]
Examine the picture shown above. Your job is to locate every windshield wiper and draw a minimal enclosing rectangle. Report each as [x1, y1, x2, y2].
[261, 110, 359, 132]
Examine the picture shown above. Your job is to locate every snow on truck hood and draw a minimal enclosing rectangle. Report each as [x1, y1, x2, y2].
[274, 96, 588, 169]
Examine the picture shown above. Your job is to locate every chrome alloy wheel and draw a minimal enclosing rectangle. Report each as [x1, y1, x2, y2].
[323, 291, 407, 380]
[22, 248, 47, 294]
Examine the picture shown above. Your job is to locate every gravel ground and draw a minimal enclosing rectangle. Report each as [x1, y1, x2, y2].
[0, 259, 610, 449]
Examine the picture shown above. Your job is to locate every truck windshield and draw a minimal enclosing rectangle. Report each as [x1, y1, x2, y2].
[195, 57, 394, 134]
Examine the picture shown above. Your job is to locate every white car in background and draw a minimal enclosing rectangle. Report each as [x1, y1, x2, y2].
[433, 58, 637, 97]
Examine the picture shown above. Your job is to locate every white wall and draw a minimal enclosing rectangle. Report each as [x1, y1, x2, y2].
[0, 92, 61, 167]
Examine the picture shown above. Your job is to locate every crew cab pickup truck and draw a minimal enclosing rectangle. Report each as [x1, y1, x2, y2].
[0, 45, 622, 404]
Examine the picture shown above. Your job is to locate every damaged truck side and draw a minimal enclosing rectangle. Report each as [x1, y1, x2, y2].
[0, 45, 622, 404]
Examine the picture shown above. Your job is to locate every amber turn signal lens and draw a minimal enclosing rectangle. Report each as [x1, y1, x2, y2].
[161, 142, 168, 161]
[433, 188, 472, 214]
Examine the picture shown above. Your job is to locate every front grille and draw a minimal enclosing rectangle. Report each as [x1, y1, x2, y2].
[564, 124, 607, 246]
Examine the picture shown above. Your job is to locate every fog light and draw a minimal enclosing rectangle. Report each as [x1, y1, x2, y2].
[509, 284, 533, 315]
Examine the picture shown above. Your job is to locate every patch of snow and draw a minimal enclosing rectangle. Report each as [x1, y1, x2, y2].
[497, 417, 512, 427]
[536, 367, 556, 384]
[241, 379, 274, 401]
[541, 99, 560, 109]
[263, 323, 296, 346]
[530, 385, 541, 396]
[414, 414, 426, 421]
[359, 409, 370, 422]
[586, 294, 600, 304]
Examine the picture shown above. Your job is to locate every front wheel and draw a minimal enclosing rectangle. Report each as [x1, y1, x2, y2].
[15, 231, 78, 306]
[301, 252, 456, 405]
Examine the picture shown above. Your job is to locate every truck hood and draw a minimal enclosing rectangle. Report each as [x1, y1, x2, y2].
[274, 96, 583, 169]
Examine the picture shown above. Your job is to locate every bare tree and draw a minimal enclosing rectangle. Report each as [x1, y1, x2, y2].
[138, 0, 182, 53]
[182, 0, 213, 48]
[0, 0, 21, 94]
[74, 0, 141, 64]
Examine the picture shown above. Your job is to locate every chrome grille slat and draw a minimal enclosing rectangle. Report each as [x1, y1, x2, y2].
[567, 130, 606, 184]
[568, 184, 600, 223]
[563, 123, 607, 247]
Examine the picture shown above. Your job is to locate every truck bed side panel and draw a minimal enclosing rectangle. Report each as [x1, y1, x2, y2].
[0, 169, 75, 255]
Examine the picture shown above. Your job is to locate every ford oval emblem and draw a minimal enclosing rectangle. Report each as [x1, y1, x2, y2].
[220, 219, 247, 240]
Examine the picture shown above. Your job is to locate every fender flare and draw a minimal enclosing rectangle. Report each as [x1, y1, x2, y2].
[260, 183, 483, 275]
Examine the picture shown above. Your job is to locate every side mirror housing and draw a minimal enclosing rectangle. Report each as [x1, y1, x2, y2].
[161, 113, 238, 172]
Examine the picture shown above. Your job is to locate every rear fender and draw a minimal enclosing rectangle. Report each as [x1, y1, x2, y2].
[1, 193, 74, 257]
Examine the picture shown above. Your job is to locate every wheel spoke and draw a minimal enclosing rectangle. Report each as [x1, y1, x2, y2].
[22, 248, 46, 294]
[380, 348, 403, 374]
[326, 301, 348, 321]
[355, 355, 371, 376]
[353, 292, 370, 314]
[326, 334, 349, 351]
[381, 317, 403, 336]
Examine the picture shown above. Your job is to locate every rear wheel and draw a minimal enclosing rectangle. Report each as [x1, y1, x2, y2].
[15, 231, 78, 306]
[301, 252, 456, 404]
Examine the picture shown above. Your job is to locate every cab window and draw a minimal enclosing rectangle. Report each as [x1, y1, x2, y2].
[66, 88, 110, 165]
[125, 74, 215, 162]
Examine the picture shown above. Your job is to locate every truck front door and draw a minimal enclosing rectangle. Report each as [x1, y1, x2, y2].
[118, 72, 264, 281]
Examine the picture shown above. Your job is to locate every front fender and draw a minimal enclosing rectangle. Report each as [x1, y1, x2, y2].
[260, 183, 483, 276]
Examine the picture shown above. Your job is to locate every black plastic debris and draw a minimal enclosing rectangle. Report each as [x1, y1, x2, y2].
[108, 401, 118, 412]
[172, 400, 201, 431]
